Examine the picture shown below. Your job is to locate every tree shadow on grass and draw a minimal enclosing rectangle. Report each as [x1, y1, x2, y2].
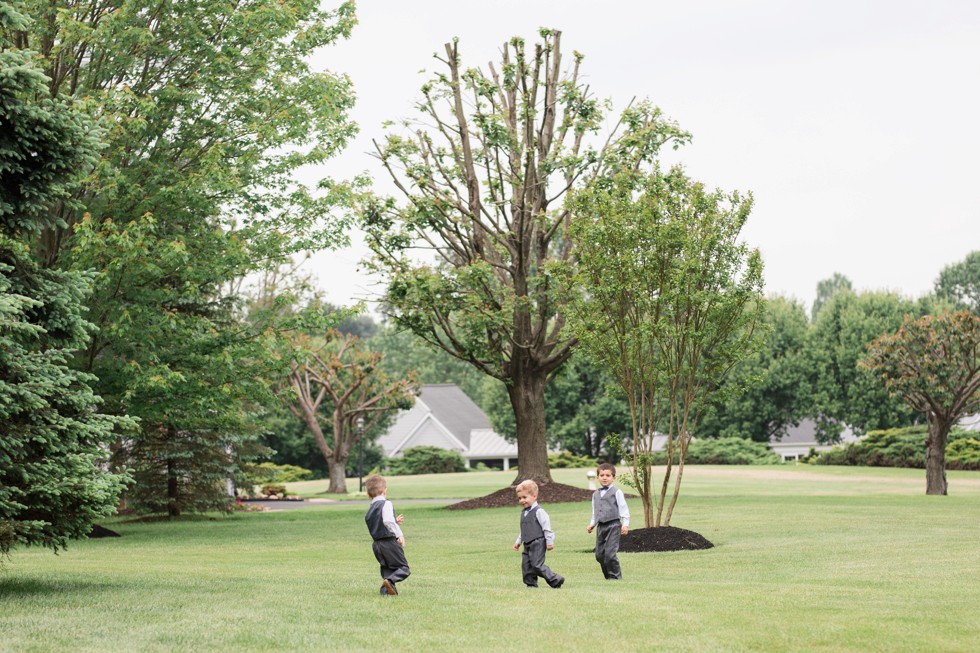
[0, 575, 126, 597]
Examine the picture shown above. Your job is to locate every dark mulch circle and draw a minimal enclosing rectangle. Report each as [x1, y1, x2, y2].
[445, 482, 594, 510]
[445, 484, 713, 553]
[88, 524, 121, 538]
[619, 526, 713, 552]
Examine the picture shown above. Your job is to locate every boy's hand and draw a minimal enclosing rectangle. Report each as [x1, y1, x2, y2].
[546, 545, 554, 551]
[397, 537, 405, 547]
[513, 543, 520, 551]
[586, 524, 594, 534]
[395, 514, 405, 524]
[621, 525, 629, 535]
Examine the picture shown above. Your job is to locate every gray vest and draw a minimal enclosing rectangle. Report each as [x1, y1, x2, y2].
[520, 505, 544, 542]
[365, 500, 394, 541]
[594, 486, 621, 524]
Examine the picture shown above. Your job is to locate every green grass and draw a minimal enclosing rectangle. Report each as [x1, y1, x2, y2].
[2, 466, 979, 652]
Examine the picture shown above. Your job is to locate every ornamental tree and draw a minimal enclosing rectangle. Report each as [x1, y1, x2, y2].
[861, 310, 980, 495]
[281, 330, 418, 493]
[362, 29, 689, 483]
[559, 167, 765, 527]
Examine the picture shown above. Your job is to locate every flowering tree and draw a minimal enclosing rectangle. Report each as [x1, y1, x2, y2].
[861, 310, 980, 495]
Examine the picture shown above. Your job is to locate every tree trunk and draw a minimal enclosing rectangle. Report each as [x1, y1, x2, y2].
[327, 458, 348, 494]
[925, 413, 950, 496]
[166, 458, 181, 518]
[509, 371, 553, 484]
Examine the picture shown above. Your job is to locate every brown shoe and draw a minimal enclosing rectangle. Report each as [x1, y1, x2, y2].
[382, 578, 397, 595]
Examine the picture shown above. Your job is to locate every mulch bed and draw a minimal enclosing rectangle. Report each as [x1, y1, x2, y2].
[447, 483, 714, 552]
[88, 524, 121, 538]
[445, 482, 594, 510]
[619, 526, 714, 552]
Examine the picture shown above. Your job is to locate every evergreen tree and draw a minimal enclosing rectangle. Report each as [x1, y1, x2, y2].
[1, 8, 131, 557]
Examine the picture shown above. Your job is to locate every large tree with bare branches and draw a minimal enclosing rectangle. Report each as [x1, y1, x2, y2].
[281, 330, 418, 493]
[361, 29, 689, 483]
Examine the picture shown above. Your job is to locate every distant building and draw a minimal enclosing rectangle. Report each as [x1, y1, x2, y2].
[377, 384, 519, 470]
[769, 418, 860, 462]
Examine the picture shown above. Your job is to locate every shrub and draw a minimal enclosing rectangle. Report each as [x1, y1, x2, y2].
[244, 462, 314, 486]
[810, 426, 980, 470]
[261, 483, 287, 497]
[653, 437, 782, 465]
[386, 446, 467, 475]
[548, 451, 598, 469]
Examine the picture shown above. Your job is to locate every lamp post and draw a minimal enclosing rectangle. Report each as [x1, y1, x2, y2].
[357, 416, 365, 493]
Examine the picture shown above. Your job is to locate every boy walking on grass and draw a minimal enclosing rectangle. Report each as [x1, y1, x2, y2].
[513, 480, 565, 589]
[365, 474, 410, 596]
[586, 463, 630, 579]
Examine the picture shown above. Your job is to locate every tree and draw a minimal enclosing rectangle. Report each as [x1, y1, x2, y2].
[935, 251, 980, 313]
[1, 15, 132, 557]
[281, 329, 418, 493]
[811, 273, 853, 322]
[361, 29, 689, 483]
[483, 351, 630, 460]
[372, 322, 487, 405]
[11, 0, 359, 511]
[698, 296, 812, 442]
[560, 167, 765, 528]
[808, 290, 924, 437]
[861, 310, 980, 495]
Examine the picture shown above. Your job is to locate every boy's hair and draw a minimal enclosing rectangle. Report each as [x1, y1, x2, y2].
[597, 462, 616, 476]
[365, 474, 387, 498]
[515, 479, 538, 496]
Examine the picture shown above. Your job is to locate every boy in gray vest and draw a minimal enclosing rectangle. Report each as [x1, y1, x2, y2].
[364, 474, 410, 595]
[513, 480, 565, 588]
[586, 463, 630, 579]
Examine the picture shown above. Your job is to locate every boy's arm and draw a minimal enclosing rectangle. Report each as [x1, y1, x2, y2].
[587, 492, 597, 532]
[537, 509, 555, 548]
[615, 488, 630, 527]
[381, 500, 404, 539]
[616, 488, 630, 533]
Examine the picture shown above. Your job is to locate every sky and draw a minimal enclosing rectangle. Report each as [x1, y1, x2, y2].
[304, 0, 980, 312]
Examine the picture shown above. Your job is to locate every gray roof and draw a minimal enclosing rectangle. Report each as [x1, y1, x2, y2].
[376, 384, 516, 460]
[414, 384, 490, 449]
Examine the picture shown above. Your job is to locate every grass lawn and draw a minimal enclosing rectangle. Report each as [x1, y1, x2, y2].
[2, 465, 979, 653]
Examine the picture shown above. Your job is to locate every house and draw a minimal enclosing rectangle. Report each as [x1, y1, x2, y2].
[769, 418, 860, 462]
[377, 384, 519, 470]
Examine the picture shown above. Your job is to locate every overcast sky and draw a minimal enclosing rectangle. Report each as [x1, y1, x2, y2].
[305, 0, 979, 312]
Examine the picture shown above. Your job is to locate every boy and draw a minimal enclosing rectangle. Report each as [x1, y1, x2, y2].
[513, 480, 565, 589]
[586, 463, 630, 579]
[364, 474, 410, 595]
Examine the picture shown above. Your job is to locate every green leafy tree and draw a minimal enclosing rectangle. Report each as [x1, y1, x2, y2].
[861, 310, 980, 495]
[935, 251, 980, 312]
[808, 290, 924, 437]
[10, 0, 359, 511]
[560, 167, 765, 528]
[811, 272, 853, 322]
[1, 16, 132, 557]
[361, 29, 689, 483]
[372, 322, 487, 405]
[698, 296, 812, 442]
[280, 329, 419, 493]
